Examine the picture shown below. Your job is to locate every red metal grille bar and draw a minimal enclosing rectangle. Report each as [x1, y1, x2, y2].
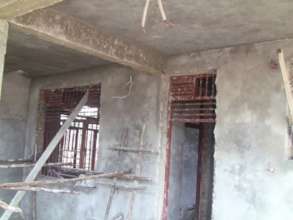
[170, 73, 216, 124]
[41, 85, 101, 176]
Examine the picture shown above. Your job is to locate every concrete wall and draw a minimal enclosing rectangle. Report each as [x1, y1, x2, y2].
[165, 40, 293, 220]
[0, 72, 31, 219]
[25, 65, 163, 220]
[22, 38, 293, 220]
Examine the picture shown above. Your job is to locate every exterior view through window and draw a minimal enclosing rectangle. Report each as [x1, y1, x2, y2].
[40, 85, 101, 177]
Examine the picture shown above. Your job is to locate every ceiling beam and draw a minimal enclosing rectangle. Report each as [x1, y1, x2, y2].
[10, 9, 166, 74]
[0, 0, 64, 19]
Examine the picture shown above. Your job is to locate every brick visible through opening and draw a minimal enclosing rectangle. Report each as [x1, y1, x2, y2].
[170, 72, 216, 123]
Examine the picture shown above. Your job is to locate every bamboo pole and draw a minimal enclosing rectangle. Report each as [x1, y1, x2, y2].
[55, 167, 152, 182]
[0, 186, 79, 194]
[278, 49, 293, 121]
[0, 200, 22, 214]
[0, 172, 127, 189]
[0, 162, 72, 169]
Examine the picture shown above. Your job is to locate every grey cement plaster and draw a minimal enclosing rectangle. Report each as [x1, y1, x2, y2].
[53, 0, 293, 55]
[17, 36, 293, 220]
[24, 65, 163, 220]
[10, 8, 165, 75]
[0, 72, 31, 220]
[165, 40, 293, 220]
[5, 25, 109, 77]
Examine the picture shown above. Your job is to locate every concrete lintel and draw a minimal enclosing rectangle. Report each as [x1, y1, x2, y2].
[0, 0, 64, 19]
[10, 9, 166, 75]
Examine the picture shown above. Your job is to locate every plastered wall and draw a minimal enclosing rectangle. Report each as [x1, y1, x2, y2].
[0, 72, 31, 220]
[21, 39, 293, 220]
[24, 65, 163, 220]
[166, 40, 293, 220]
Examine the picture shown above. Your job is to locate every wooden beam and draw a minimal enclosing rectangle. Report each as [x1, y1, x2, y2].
[0, 20, 8, 100]
[0, 162, 72, 168]
[0, 92, 88, 220]
[0, 0, 64, 19]
[0, 186, 79, 194]
[278, 49, 293, 120]
[10, 9, 165, 75]
[0, 172, 128, 189]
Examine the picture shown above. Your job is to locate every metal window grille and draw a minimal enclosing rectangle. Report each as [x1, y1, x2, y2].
[170, 72, 216, 123]
[41, 85, 101, 176]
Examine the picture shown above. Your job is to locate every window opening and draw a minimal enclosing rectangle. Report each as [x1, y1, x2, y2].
[170, 73, 216, 123]
[40, 85, 101, 177]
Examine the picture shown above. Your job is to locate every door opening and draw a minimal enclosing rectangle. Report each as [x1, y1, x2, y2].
[164, 72, 216, 220]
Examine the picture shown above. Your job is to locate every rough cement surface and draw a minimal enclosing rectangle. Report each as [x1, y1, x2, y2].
[5, 25, 109, 77]
[0, 72, 31, 220]
[25, 65, 162, 220]
[11, 9, 166, 75]
[54, 0, 293, 55]
[165, 40, 293, 220]
[0, 0, 64, 19]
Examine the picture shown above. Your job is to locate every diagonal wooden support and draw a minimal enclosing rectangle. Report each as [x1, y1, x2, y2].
[0, 91, 88, 220]
[278, 49, 293, 121]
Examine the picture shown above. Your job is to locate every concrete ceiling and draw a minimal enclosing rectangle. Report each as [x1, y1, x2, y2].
[4, 0, 293, 76]
[5, 25, 109, 77]
[52, 0, 293, 55]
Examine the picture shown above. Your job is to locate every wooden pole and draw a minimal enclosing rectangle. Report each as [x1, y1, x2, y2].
[103, 186, 117, 220]
[0, 162, 72, 169]
[0, 20, 8, 100]
[0, 172, 127, 189]
[0, 200, 22, 214]
[0, 186, 79, 194]
[0, 92, 88, 220]
[278, 49, 293, 121]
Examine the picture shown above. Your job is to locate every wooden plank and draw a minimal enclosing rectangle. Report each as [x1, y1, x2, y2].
[0, 0, 64, 19]
[278, 49, 293, 120]
[10, 9, 165, 75]
[0, 92, 88, 220]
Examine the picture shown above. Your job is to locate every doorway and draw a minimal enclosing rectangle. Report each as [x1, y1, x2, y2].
[164, 72, 216, 220]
